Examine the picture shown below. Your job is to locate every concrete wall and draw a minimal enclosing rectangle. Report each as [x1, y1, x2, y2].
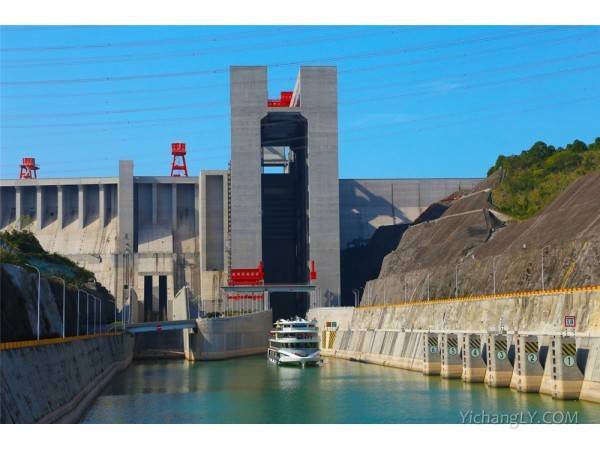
[0, 170, 203, 324]
[184, 310, 273, 360]
[307, 306, 354, 330]
[339, 178, 482, 249]
[230, 66, 266, 268]
[300, 67, 341, 306]
[0, 334, 134, 423]
[308, 290, 600, 403]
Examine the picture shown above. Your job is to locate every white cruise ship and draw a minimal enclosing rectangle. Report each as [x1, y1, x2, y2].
[267, 318, 321, 367]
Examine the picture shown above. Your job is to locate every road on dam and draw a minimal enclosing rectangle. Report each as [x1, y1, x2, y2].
[82, 357, 600, 424]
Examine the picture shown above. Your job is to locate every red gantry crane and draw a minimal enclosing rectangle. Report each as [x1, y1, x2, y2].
[170, 142, 188, 177]
[19, 157, 39, 179]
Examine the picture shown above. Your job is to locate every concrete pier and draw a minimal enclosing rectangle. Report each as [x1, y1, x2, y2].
[485, 333, 513, 387]
[14, 186, 22, 229]
[510, 334, 544, 393]
[36, 186, 43, 230]
[422, 332, 441, 375]
[462, 333, 486, 383]
[184, 311, 272, 361]
[540, 335, 583, 400]
[78, 185, 84, 228]
[440, 333, 463, 379]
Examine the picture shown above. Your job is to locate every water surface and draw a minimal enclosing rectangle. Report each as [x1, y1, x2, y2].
[83, 356, 600, 423]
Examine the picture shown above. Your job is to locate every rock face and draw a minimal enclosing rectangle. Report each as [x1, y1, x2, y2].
[362, 172, 600, 305]
[340, 224, 409, 306]
[1, 264, 115, 341]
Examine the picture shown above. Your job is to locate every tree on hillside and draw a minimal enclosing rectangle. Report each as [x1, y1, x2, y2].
[488, 137, 600, 219]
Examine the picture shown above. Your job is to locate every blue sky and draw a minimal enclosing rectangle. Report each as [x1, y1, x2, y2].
[1, 25, 599, 179]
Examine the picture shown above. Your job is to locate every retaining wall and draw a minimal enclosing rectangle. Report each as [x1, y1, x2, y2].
[0, 333, 134, 423]
[184, 310, 273, 360]
[308, 290, 600, 403]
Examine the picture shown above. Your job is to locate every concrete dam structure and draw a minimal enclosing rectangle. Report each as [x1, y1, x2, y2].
[0, 66, 480, 322]
[308, 287, 600, 404]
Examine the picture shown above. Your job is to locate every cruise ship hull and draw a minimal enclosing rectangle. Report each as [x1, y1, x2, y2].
[268, 349, 321, 367]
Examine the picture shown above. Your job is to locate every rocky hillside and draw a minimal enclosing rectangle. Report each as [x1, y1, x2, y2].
[361, 170, 600, 306]
[0, 230, 118, 342]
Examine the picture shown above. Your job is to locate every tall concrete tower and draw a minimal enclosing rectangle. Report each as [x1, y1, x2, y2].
[230, 66, 340, 318]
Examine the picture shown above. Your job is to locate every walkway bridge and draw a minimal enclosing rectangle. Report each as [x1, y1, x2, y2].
[125, 319, 197, 334]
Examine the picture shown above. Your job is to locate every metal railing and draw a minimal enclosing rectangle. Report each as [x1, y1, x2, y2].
[0, 332, 123, 351]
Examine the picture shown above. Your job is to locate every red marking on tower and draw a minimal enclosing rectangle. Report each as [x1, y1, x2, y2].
[267, 91, 293, 107]
[19, 157, 39, 179]
[310, 260, 317, 281]
[170, 142, 188, 177]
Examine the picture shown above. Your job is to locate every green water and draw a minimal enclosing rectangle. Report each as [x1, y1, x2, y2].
[83, 356, 600, 424]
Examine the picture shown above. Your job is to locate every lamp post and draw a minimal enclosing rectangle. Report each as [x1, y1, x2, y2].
[492, 256, 499, 296]
[76, 288, 82, 336]
[455, 263, 460, 298]
[25, 264, 41, 340]
[352, 289, 360, 307]
[85, 291, 90, 335]
[57, 277, 66, 338]
[93, 296, 97, 334]
[541, 245, 550, 290]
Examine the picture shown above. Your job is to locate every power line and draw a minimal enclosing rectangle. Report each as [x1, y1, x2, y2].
[1, 28, 409, 67]
[0, 26, 307, 52]
[2, 93, 597, 177]
[0, 26, 569, 87]
[342, 63, 600, 107]
[2, 100, 225, 120]
[341, 94, 600, 148]
[1, 86, 595, 159]
[3, 59, 599, 127]
[1, 27, 590, 101]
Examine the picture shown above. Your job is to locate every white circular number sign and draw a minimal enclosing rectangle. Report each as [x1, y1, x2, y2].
[497, 350, 507, 360]
[470, 348, 480, 357]
[429, 345, 438, 353]
[448, 347, 458, 356]
[527, 353, 538, 363]
[563, 355, 575, 367]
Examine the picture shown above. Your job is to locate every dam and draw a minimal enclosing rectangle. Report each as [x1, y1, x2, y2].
[0, 66, 480, 322]
[2, 65, 598, 425]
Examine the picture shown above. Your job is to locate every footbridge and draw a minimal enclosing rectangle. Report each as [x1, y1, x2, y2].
[125, 319, 197, 334]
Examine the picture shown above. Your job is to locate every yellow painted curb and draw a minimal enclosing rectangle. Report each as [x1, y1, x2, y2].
[357, 285, 600, 310]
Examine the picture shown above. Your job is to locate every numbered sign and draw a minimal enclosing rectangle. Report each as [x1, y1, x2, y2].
[527, 352, 538, 363]
[564, 315, 576, 328]
[429, 345, 438, 353]
[448, 347, 458, 356]
[470, 348, 480, 357]
[497, 350, 507, 360]
[563, 355, 576, 367]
